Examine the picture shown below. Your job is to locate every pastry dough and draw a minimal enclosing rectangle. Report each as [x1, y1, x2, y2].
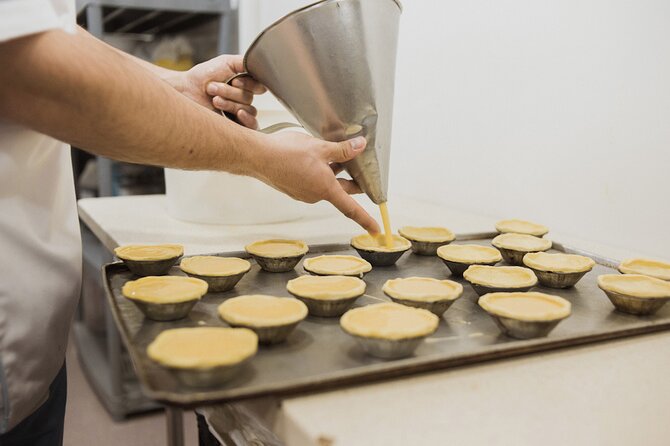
[479, 292, 571, 321]
[382, 277, 463, 302]
[286, 275, 366, 300]
[303, 255, 372, 276]
[618, 258, 670, 281]
[147, 327, 257, 369]
[114, 244, 183, 261]
[597, 274, 670, 298]
[180, 256, 251, 276]
[245, 239, 308, 258]
[351, 234, 411, 252]
[122, 276, 208, 303]
[523, 252, 595, 273]
[464, 265, 538, 288]
[495, 219, 549, 237]
[492, 233, 552, 252]
[218, 295, 308, 327]
[340, 302, 439, 340]
[398, 226, 455, 243]
[436, 244, 502, 264]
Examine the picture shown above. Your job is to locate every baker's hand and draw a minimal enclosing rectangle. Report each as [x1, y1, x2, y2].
[171, 55, 266, 129]
[254, 132, 380, 234]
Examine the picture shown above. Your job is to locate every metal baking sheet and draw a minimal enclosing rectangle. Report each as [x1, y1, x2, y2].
[103, 233, 670, 406]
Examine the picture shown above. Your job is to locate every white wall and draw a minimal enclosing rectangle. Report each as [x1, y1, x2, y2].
[390, 0, 670, 258]
[240, 0, 670, 258]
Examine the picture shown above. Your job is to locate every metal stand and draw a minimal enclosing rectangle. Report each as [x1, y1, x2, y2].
[166, 407, 185, 446]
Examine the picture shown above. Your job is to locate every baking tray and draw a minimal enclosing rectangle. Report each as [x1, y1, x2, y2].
[103, 233, 670, 406]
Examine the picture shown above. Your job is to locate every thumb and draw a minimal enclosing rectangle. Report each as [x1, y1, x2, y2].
[322, 136, 367, 163]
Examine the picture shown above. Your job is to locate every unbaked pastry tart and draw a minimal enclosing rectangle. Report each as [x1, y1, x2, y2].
[618, 258, 670, 281]
[398, 226, 455, 256]
[492, 233, 552, 265]
[147, 327, 257, 387]
[382, 277, 463, 316]
[179, 256, 251, 292]
[218, 295, 308, 343]
[597, 274, 670, 315]
[303, 255, 372, 277]
[523, 252, 595, 288]
[350, 234, 411, 266]
[436, 244, 502, 277]
[340, 302, 439, 358]
[114, 244, 184, 276]
[121, 276, 208, 321]
[495, 219, 549, 237]
[245, 239, 308, 272]
[286, 275, 366, 317]
[478, 291, 571, 339]
[463, 265, 537, 296]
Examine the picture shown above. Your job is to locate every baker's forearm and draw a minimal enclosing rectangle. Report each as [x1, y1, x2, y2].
[0, 29, 262, 174]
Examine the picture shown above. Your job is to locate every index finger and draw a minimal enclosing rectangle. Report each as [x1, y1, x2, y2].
[327, 186, 380, 234]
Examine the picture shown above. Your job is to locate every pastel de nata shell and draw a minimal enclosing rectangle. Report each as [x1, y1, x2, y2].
[492, 233, 552, 253]
[398, 226, 455, 243]
[479, 292, 571, 322]
[523, 252, 595, 273]
[350, 233, 411, 253]
[218, 295, 308, 328]
[437, 244, 502, 264]
[114, 244, 183, 261]
[147, 327, 258, 370]
[180, 256, 251, 277]
[303, 255, 372, 276]
[463, 265, 538, 289]
[286, 275, 366, 300]
[597, 274, 670, 299]
[382, 277, 463, 303]
[340, 302, 439, 340]
[495, 219, 549, 237]
[618, 258, 670, 281]
[245, 239, 308, 258]
[122, 276, 208, 303]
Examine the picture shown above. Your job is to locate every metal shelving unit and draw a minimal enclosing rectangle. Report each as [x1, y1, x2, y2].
[75, 0, 238, 419]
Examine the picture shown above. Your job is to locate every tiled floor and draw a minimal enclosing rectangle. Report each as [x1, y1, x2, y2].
[64, 334, 199, 446]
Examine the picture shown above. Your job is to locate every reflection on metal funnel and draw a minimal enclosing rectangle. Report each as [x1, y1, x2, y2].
[239, 0, 401, 204]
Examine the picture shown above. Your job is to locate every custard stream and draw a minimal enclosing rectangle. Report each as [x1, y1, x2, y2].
[379, 202, 393, 248]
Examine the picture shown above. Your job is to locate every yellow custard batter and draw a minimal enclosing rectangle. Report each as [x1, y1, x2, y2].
[379, 202, 393, 248]
[351, 233, 411, 253]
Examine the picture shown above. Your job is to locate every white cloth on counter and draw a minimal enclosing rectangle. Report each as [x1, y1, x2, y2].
[201, 398, 284, 445]
[0, 0, 81, 433]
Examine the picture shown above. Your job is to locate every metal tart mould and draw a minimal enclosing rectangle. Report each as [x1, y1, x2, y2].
[463, 265, 538, 297]
[291, 294, 362, 317]
[528, 269, 590, 289]
[179, 256, 251, 292]
[147, 327, 257, 387]
[218, 295, 309, 344]
[181, 270, 248, 293]
[436, 244, 503, 277]
[114, 244, 183, 276]
[350, 234, 412, 267]
[340, 303, 439, 359]
[382, 277, 463, 316]
[491, 234, 552, 266]
[286, 275, 366, 317]
[597, 274, 670, 316]
[245, 239, 309, 273]
[398, 226, 455, 256]
[121, 276, 208, 321]
[343, 332, 432, 359]
[478, 292, 571, 339]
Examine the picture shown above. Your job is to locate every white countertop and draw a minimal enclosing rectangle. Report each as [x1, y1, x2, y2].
[78, 195, 670, 446]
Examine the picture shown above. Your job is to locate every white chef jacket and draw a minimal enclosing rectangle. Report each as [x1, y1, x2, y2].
[0, 0, 82, 433]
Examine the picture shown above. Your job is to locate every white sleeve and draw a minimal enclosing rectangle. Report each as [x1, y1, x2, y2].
[0, 0, 64, 43]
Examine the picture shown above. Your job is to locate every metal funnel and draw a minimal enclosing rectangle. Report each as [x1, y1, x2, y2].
[240, 0, 402, 204]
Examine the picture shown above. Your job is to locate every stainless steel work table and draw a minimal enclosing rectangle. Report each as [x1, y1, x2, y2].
[78, 194, 670, 446]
